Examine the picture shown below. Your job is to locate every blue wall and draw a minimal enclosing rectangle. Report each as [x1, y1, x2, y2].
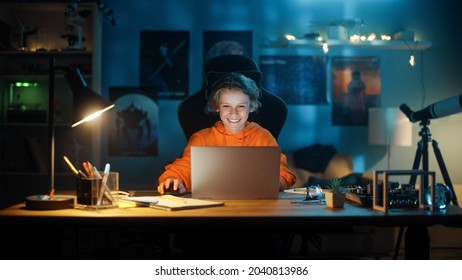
[100, 0, 462, 189]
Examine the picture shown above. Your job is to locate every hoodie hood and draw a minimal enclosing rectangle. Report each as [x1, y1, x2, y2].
[212, 121, 262, 146]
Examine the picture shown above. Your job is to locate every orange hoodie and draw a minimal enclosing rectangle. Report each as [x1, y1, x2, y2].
[158, 121, 297, 192]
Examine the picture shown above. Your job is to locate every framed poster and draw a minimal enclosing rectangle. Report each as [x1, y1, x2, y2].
[331, 56, 381, 126]
[203, 30, 252, 64]
[259, 55, 328, 105]
[139, 30, 189, 99]
[108, 87, 159, 156]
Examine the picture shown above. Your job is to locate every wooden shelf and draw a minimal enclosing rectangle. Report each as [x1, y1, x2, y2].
[0, 51, 92, 56]
[0, 123, 73, 127]
[0, 51, 93, 76]
[261, 39, 431, 50]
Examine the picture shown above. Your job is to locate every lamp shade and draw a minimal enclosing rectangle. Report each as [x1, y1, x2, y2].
[65, 67, 115, 127]
[368, 107, 412, 147]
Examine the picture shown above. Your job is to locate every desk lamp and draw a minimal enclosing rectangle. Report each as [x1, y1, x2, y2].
[368, 107, 412, 170]
[25, 56, 114, 210]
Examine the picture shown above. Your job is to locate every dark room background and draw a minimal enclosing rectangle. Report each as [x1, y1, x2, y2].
[95, 0, 462, 190]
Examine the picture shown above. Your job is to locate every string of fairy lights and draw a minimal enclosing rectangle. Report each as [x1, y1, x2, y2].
[283, 31, 420, 67]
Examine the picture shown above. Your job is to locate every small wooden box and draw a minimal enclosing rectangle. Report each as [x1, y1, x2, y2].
[373, 170, 436, 213]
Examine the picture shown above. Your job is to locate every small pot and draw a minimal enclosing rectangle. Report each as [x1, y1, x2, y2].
[325, 191, 345, 208]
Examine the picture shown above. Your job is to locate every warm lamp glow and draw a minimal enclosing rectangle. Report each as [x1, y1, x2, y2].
[65, 67, 115, 127]
[71, 104, 115, 127]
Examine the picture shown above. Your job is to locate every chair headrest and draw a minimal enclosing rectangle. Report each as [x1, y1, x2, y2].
[204, 55, 263, 84]
[205, 70, 262, 87]
[205, 54, 259, 73]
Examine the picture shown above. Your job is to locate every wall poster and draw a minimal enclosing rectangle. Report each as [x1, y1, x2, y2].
[203, 30, 252, 65]
[108, 87, 159, 156]
[139, 30, 189, 99]
[331, 56, 381, 126]
[259, 55, 328, 105]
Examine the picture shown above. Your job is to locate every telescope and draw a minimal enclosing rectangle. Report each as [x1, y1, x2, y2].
[398, 93, 460, 207]
[393, 94, 461, 260]
[400, 94, 462, 123]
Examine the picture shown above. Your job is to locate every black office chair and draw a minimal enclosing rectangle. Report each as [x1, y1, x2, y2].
[178, 54, 288, 140]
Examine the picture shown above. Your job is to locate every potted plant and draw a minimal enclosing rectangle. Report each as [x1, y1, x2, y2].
[324, 177, 346, 208]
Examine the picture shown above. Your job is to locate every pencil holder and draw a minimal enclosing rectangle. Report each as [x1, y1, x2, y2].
[76, 177, 100, 206]
[76, 177, 118, 209]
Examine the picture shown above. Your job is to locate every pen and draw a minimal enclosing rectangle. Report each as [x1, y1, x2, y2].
[92, 166, 102, 179]
[86, 161, 95, 177]
[97, 163, 110, 206]
[63, 156, 79, 175]
[92, 164, 116, 205]
[82, 162, 93, 178]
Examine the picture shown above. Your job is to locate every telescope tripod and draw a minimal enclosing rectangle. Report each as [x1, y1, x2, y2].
[410, 119, 458, 206]
[393, 119, 459, 259]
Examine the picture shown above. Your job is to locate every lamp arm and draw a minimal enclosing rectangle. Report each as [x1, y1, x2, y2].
[48, 56, 56, 197]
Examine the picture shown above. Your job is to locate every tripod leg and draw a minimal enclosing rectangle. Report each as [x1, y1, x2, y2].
[432, 140, 459, 206]
[410, 141, 423, 185]
[422, 136, 430, 190]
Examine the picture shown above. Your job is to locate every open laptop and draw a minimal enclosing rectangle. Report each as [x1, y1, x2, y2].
[191, 146, 281, 200]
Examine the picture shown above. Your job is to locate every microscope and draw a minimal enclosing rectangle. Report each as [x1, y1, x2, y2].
[62, 10, 91, 51]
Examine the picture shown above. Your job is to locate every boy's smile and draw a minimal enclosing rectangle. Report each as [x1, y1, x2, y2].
[217, 89, 253, 134]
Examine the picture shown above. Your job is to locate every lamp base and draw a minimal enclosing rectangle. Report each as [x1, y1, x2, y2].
[25, 195, 75, 210]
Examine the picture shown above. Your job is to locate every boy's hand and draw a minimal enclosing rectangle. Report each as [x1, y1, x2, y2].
[158, 178, 186, 195]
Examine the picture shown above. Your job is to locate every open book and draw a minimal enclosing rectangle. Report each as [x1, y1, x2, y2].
[120, 195, 224, 211]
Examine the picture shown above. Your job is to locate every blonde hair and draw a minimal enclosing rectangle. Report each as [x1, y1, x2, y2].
[206, 72, 261, 113]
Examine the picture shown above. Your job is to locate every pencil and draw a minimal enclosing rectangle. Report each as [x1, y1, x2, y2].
[63, 156, 79, 175]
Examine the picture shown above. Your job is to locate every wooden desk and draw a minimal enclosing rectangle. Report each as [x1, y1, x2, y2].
[1, 193, 462, 259]
[1, 194, 462, 227]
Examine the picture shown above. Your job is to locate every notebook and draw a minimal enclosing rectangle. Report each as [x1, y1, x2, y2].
[191, 146, 281, 200]
[120, 195, 224, 211]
